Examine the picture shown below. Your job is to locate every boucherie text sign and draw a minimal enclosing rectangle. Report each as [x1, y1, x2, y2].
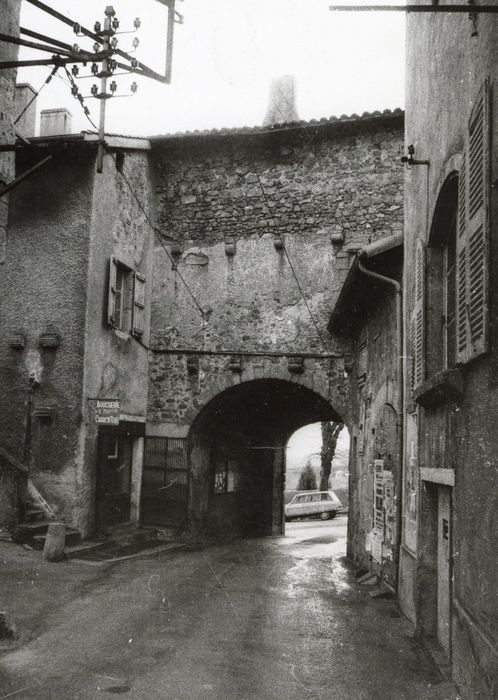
[94, 399, 120, 426]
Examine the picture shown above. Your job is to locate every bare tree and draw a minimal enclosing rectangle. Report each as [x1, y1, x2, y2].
[320, 422, 343, 491]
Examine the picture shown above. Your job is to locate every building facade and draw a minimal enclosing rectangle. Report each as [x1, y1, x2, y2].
[0, 106, 404, 543]
[329, 233, 402, 591]
[398, 7, 498, 697]
[0, 134, 153, 538]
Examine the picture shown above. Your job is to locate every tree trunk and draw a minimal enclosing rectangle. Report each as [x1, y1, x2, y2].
[320, 422, 343, 491]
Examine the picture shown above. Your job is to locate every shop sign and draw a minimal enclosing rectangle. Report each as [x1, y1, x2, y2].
[94, 399, 120, 426]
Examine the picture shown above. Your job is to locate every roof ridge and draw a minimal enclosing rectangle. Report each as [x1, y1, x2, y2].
[149, 107, 404, 140]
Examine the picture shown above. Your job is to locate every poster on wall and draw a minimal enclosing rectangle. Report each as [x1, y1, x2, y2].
[403, 413, 418, 552]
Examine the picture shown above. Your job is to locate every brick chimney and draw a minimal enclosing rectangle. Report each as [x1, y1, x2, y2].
[262, 75, 299, 127]
[40, 108, 72, 136]
[14, 83, 37, 138]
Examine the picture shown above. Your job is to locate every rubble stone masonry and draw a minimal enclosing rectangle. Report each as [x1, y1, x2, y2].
[148, 114, 404, 431]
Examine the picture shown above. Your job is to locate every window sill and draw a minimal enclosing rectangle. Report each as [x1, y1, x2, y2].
[413, 368, 463, 407]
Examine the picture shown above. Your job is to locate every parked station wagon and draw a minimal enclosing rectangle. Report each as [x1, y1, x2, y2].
[285, 490, 342, 521]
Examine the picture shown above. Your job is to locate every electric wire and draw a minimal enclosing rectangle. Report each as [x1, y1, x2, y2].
[105, 148, 206, 319]
[14, 64, 59, 126]
[63, 66, 99, 130]
[57, 65, 206, 319]
[250, 167, 327, 351]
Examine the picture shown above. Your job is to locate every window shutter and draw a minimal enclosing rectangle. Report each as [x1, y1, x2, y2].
[107, 256, 118, 326]
[410, 240, 425, 390]
[456, 78, 490, 363]
[132, 272, 146, 336]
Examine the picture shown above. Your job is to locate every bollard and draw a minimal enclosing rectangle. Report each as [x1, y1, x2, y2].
[43, 521, 66, 562]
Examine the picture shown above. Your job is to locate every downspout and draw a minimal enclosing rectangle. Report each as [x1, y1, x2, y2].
[357, 255, 403, 593]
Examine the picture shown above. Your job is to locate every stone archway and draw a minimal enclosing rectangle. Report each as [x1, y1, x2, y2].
[186, 378, 345, 537]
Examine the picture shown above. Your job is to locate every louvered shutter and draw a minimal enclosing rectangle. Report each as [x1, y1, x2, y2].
[107, 256, 118, 326]
[410, 240, 425, 390]
[456, 79, 490, 363]
[132, 272, 146, 336]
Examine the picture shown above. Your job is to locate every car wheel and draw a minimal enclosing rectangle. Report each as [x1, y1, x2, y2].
[319, 511, 330, 521]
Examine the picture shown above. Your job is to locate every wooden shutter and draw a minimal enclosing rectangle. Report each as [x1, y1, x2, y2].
[132, 272, 146, 336]
[410, 240, 425, 390]
[107, 256, 118, 326]
[456, 79, 491, 363]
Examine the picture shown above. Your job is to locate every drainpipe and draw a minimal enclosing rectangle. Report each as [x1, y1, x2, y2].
[357, 254, 403, 593]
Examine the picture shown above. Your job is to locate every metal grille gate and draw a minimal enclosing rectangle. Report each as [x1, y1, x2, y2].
[141, 437, 189, 527]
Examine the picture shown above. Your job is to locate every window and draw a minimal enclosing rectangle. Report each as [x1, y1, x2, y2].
[320, 493, 332, 502]
[213, 459, 240, 494]
[426, 176, 458, 376]
[456, 78, 491, 363]
[423, 78, 491, 376]
[108, 257, 146, 335]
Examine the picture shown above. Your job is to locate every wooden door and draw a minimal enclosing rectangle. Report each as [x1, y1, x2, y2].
[437, 486, 452, 655]
[96, 433, 133, 533]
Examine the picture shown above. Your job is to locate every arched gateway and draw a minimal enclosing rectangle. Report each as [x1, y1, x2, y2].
[186, 378, 345, 537]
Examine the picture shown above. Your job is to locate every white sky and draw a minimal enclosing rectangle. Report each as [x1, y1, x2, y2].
[17, 0, 405, 136]
[287, 422, 349, 464]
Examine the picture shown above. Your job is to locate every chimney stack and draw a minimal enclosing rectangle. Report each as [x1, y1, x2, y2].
[262, 75, 299, 127]
[14, 83, 37, 138]
[40, 108, 72, 137]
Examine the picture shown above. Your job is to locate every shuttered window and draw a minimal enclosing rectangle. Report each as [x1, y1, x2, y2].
[107, 256, 118, 327]
[132, 273, 146, 336]
[107, 257, 146, 335]
[410, 240, 425, 390]
[456, 79, 491, 363]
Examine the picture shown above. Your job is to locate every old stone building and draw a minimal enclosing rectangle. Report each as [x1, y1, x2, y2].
[397, 7, 498, 698]
[0, 97, 404, 544]
[147, 111, 404, 537]
[329, 232, 402, 590]
[0, 130, 153, 539]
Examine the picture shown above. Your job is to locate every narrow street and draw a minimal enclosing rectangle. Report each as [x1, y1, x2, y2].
[0, 517, 459, 699]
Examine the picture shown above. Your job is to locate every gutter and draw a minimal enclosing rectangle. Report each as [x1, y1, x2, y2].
[357, 247, 404, 593]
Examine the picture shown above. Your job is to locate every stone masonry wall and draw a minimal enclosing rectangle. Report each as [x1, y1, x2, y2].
[148, 115, 404, 431]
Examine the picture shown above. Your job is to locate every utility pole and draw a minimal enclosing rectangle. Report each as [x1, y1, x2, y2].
[96, 6, 115, 173]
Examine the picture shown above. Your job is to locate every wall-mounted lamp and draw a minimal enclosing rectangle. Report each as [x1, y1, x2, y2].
[401, 144, 430, 167]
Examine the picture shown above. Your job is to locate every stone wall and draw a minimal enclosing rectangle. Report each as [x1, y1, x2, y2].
[345, 270, 401, 587]
[148, 114, 404, 433]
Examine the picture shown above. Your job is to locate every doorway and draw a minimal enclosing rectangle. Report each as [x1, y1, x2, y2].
[96, 432, 133, 533]
[419, 478, 453, 658]
[437, 485, 452, 655]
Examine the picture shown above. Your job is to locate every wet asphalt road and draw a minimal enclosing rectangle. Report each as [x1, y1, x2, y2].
[0, 516, 460, 699]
